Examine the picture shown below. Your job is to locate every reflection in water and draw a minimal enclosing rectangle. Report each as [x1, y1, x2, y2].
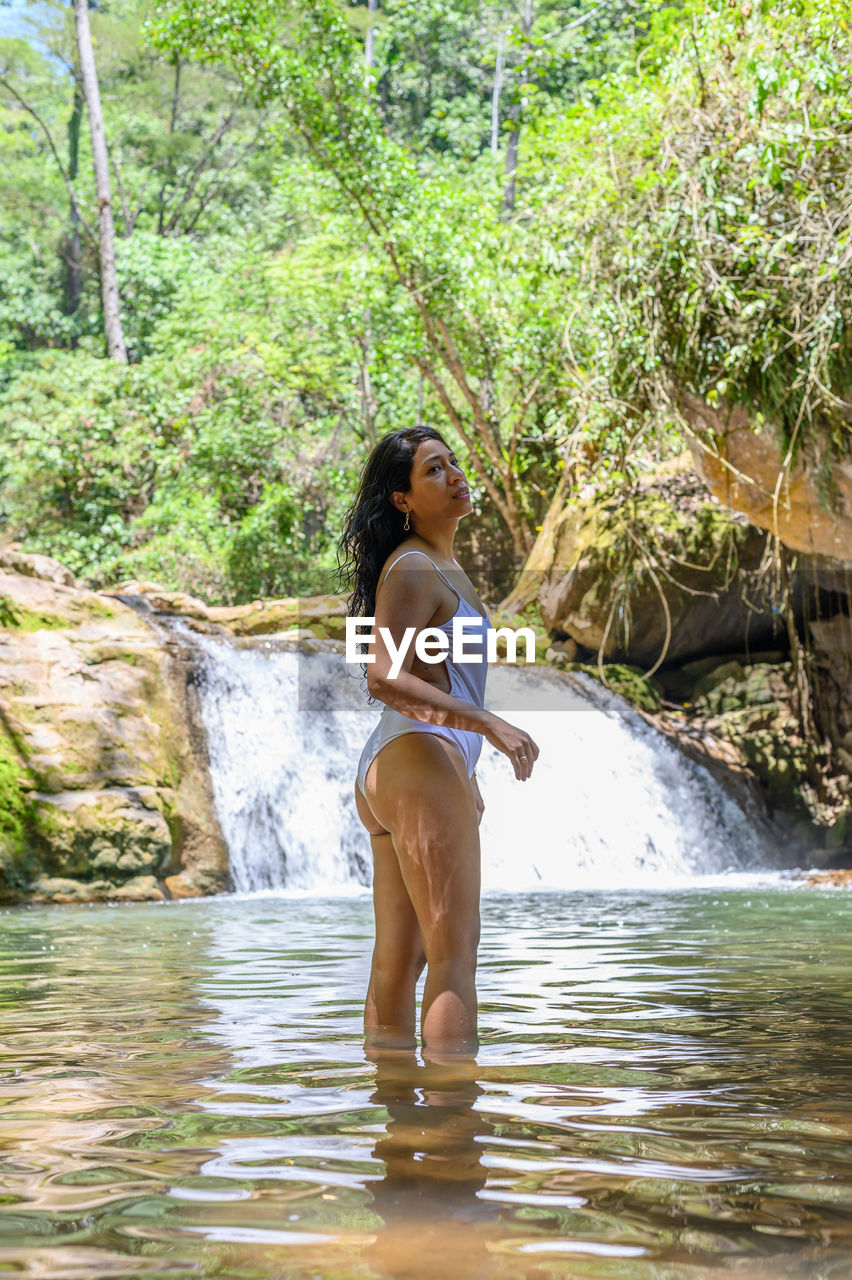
[0, 888, 851, 1280]
[365, 1051, 498, 1277]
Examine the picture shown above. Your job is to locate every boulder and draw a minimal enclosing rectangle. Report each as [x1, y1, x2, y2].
[690, 661, 830, 819]
[510, 455, 789, 669]
[681, 395, 852, 566]
[0, 546, 76, 587]
[0, 560, 229, 902]
[33, 788, 171, 880]
[810, 615, 852, 751]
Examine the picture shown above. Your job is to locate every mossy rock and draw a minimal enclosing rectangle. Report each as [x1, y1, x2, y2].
[692, 662, 825, 813]
[0, 557, 229, 902]
[32, 789, 173, 880]
[513, 455, 790, 667]
[570, 662, 664, 714]
[0, 720, 38, 896]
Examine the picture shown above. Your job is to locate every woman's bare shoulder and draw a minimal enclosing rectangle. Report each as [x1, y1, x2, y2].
[376, 542, 437, 593]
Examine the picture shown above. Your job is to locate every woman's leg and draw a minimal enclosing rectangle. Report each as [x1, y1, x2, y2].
[355, 785, 425, 1049]
[362, 734, 481, 1055]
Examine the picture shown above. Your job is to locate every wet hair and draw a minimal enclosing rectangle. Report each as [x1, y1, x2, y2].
[337, 426, 448, 617]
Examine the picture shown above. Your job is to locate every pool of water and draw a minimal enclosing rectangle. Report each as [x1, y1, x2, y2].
[1, 885, 850, 1278]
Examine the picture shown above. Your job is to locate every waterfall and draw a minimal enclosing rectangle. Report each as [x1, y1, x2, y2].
[183, 630, 790, 893]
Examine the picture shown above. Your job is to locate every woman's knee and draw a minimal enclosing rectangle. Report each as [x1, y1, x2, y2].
[372, 932, 426, 975]
[420, 914, 480, 971]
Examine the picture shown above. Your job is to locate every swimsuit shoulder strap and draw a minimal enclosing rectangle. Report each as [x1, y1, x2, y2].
[381, 549, 457, 592]
[381, 549, 487, 620]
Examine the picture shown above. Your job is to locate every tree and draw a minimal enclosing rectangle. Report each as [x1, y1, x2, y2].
[502, 0, 531, 216]
[73, 0, 127, 361]
[152, 0, 576, 559]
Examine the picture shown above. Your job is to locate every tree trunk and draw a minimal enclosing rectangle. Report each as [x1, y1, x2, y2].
[64, 70, 84, 320]
[502, 0, 532, 217]
[365, 0, 378, 68]
[157, 56, 182, 235]
[73, 0, 127, 362]
[491, 31, 505, 157]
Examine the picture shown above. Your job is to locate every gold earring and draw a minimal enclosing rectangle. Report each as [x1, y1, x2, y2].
[403, 509, 410, 532]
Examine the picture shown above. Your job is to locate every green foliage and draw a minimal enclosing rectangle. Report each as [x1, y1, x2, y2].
[116, 232, 205, 360]
[579, 662, 664, 714]
[0, 720, 35, 893]
[0, 235, 372, 599]
[538, 0, 852, 473]
[1, 0, 850, 604]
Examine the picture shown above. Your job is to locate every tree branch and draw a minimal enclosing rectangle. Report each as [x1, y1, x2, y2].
[163, 107, 238, 234]
[414, 355, 513, 530]
[0, 73, 94, 241]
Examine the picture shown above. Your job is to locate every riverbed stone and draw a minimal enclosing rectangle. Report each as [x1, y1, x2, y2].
[112, 875, 168, 902]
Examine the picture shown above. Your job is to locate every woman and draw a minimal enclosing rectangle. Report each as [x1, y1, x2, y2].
[338, 426, 539, 1056]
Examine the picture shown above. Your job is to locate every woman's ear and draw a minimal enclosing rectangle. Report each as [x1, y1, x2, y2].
[389, 490, 408, 515]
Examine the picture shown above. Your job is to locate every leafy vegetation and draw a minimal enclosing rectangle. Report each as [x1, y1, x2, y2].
[0, 0, 849, 602]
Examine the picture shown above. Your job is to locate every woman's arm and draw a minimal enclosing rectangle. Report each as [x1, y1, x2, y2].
[367, 558, 539, 781]
[366, 557, 487, 733]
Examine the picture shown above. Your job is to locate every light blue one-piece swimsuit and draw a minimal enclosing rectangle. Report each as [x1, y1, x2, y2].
[355, 550, 490, 796]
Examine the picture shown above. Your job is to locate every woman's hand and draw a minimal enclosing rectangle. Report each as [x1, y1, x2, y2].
[482, 713, 540, 781]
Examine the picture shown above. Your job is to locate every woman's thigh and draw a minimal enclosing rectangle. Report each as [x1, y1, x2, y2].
[363, 733, 481, 958]
[354, 785, 422, 965]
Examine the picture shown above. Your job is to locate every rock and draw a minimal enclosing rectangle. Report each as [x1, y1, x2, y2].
[0, 547, 77, 587]
[550, 638, 578, 661]
[690, 662, 823, 813]
[578, 663, 664, 713]
[693, 661, 746, 700]
[825, 806, 852, 853]
[31, 876, 115, 904]
[105, 582, 348, 640]
[681, 395, 852, 565]
[164, 872, 203, 898]
[0, 565, 230, 902]
[800, 866, 852, 888]
[545, 642, 579, 669]
[32, 788, 171, 879]
[810, 616, 852, 749]
[509, 455, 789, 667]
[112, 875, 167, 902]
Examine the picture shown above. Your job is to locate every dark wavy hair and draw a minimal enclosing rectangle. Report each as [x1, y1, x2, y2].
[337, 426, 447, 617]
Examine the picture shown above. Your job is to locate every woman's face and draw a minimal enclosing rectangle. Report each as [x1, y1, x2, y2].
[394, 440, 471, 524]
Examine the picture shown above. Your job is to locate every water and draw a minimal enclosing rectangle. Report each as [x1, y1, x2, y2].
[188, 637, 788, 894]
[2, 887, 851, 1278]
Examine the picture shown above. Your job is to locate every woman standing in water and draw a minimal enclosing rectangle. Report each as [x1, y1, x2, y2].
[338, 427, 539, 1055]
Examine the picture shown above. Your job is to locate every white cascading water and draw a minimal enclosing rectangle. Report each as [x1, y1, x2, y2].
[183, 629, 787, 894]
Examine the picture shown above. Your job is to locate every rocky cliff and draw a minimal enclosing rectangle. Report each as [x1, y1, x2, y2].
[0, 550, 229, 903]
[505, 439, 851, 863]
